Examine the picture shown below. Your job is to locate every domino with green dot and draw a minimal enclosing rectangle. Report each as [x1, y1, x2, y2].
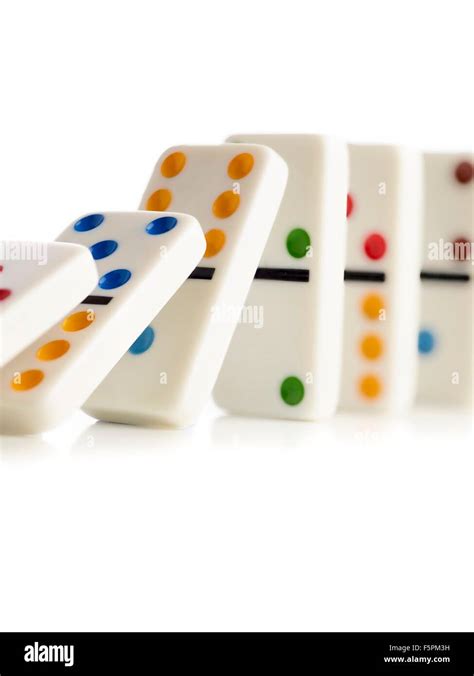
[214, 134, 349, 421]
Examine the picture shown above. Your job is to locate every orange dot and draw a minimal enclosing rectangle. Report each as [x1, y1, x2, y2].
[146, 189, 172, 211]
[36, 340, 70, 361]
[160, 151, 186, 178]
[227, 153, 254, 180]
[360, 334, 383, 360]
[359, 374, 382, 399]
[204, 229, 226, 257]
[212, 191, 240, 219]
[62, 310, 95, 332]
[362, 293, 385, 320]
[11, 369, 44, 391]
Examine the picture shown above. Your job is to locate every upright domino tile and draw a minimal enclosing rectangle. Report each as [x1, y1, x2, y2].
[0, 241, 97, 367]
[0, 212, 205, 435]
[84, 144, 288, 427]
[214, 134, 348, 420]
[417, 153, 473, 408]
[340, 144, 423, 411]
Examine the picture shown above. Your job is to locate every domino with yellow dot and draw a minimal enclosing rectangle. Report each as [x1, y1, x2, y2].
[0, 212, 205, 435]
[341, 144, 423, 411]
[214, 134, 348, 420]
[417, 153, 473, 408]
[0, 241, 97, 367]
[83, 144, 288, 427]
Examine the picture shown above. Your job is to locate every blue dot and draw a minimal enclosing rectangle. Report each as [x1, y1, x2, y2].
[419, 329, 436, 354]
[129, 326, 155, 355]
[74, 214, 105, 232]
[99, 269, 131, 290]
[90, 240, 118, 260]
[146, 216, 178, 235]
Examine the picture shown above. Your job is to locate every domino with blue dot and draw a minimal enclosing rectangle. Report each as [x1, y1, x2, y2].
[417, 153, 473, 408]
[0, 241, 97, 367]
[0, 212, 205, 435]
[83, 144, 288, 428]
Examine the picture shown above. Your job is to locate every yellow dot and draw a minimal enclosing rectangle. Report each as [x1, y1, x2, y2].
[204, 229, 226, 257]
[11, 369, 44, 392]
[360, 334, 383, 360]
[212, 191, 240, 219]
[160, 151, 186, 178]
[146, 189, 172, 211]
[359, 374, 382, 399]
[362, 293, 385, 320]
[36, 340, 71, 361]
[227, 153, 254, 180]
[62, 310, 95, 332]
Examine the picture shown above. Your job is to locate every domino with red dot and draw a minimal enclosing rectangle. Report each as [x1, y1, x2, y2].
[83, 145, 288, 428]
[417, 153, 473, 408]
[340, 144, 423, 411]
[0, 242, 97, 368]
[0, 212, 205, 435]
[214, 134, 348, 420]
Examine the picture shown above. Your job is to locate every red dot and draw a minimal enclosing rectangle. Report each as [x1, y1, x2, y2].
[0, 265, 3, 272]
[364, 233, 387, 260]
[0, 289, 12, 301]
[347, 193, 354, 218]
[455, 161, 473, 184]
[453, 237, 470, 261]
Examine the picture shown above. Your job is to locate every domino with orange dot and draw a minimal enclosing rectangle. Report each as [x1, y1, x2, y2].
[0, 212, 205, 435]
[417, 153, 473, 408]
[340, 144, 423, 411]
[0, 241, 97, 368]
[214, 134, 348, 420]
[83, 144, 288, 427]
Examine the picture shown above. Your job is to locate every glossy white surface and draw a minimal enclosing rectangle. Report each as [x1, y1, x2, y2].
[0, 212, 205, 434]
[0, 242, 97, 367]
[85, 145, 288, 428]
[215, 134, 348, 420]
[340, 145, 423, 411]
[418, 152, 473, 408]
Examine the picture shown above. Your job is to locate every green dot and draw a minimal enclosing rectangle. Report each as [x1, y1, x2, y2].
[286, 228, 311, 259]
[280, 376, 305, 406]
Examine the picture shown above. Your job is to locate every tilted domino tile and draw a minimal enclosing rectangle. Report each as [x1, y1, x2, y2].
[0, 241, 97, 367]
[84, 144, 288, 427]
[0, 211, 205, 434]
[417, 153, 473, 408]
[214, 134, 348, 420]
[340, 144, 423, 411]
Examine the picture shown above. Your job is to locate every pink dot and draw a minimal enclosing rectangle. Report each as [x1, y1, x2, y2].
[364, 233, 387, 260]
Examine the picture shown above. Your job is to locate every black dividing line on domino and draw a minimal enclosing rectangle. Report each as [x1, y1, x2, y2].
[81, 295, 113, 306]
[254, 268, 310, 283]
[420, 270, 471, 283]
[344, 270, 386, 283]
[189, 267, 215, 280]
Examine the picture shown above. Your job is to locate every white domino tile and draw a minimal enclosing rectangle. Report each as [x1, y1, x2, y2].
[0, 211, 205, 434]
[214, 134, 348, 420]
[417, 153, 473, 408]
[0, 241, 97, 367]
[84, 144, 288, 427]
[340, 144, 423, 412]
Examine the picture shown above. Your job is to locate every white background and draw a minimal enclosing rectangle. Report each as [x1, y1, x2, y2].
[0, 0, 472, 631]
